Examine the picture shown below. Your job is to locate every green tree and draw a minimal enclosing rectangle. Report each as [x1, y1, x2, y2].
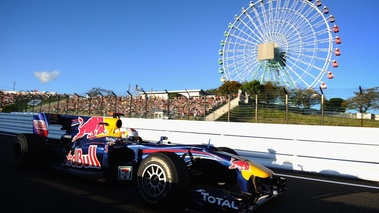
[240, 80, 283, 104]
[289, 88, 320, 108]
[240, 80, 262, 95]
[217, 81, 242, 95]
[261, 82, 280, 103]
[324, 97, 346, 112]
[346, 87, 379, 113]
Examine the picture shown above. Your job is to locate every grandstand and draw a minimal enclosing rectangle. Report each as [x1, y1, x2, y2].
[0, 89, 231, 121]
[1, 89, 378, 127]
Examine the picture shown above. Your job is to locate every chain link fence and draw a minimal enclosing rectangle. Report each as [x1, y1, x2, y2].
[1, 89, 378, 127]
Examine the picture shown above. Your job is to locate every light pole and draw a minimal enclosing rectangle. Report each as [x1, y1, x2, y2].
[141, 89, 148, 118]
[227, 91, 231, 122]
[74, 93, 81, 115]
[185, 89, 190, 120]
[48, 94, 52, 113]
[56, 93, 60, 113]
[283, 88, 288, 124]
[165, 90, 170, 119]
[200, 89, 207, 120]
[319, 87, 324, 125]
[112, 92, 117, 113]
[359, 86, 363, 127]
[64, 94, 69, 114]
[127, 91, 133, 117]
[254, 91, 258, 123]
[99, 92, 104, 116]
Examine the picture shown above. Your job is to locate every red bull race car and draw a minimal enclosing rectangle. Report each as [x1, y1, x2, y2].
[9, 112, 286, 212]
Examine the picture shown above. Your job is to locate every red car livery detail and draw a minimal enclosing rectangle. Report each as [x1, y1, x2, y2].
[228, 157, 250, 171]
[32, 113, 49, 138]
[66, 145, 101, 169]
[72, 116, 107, 142]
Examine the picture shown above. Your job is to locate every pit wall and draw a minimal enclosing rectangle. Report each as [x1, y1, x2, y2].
[121, 118, 379, 182]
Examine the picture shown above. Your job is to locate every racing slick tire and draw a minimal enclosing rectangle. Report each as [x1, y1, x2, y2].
[11, 134, 45, 168]
[137, 152, 191, 210]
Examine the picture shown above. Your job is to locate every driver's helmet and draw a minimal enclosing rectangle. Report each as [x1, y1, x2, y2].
[120, 127, 139, 139]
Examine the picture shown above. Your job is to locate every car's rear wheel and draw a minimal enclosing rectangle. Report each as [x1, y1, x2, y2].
[137, 152, 190, 209]
[11, 134, 45, 168]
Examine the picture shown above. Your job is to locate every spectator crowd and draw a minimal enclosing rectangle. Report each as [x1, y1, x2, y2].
[0, 90, 230, 119]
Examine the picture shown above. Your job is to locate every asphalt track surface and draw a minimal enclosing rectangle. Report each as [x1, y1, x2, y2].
[1, 134, 379, 213]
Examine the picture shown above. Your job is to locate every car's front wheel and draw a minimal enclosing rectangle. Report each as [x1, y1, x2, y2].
[137, 152, 190, 209]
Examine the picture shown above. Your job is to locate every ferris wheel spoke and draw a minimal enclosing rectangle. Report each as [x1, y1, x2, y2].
[242, 8, 268, 42]
[231, 18, 265, 45]
[286, 56, 322, 82]
[249, 2, 269, 41]
[308, 14, 324, 27]
[257, 1, 271, 38]
[286, 64, 313, 88]
[229, 20, 264, 45]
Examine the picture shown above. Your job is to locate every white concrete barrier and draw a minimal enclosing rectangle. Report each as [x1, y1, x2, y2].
[121, 118, 379, 182]
[1, 112, 377, 182]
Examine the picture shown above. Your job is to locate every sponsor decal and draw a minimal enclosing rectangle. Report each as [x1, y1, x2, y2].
[33, 115, 48, 138]
[33, 119, 47, 131]
[228, 157, 250, 171]
[201, 191, 238, 210]
[72, 116, 108, 142]
[66, 145, 101, 169]
[118, 166, 133, 180]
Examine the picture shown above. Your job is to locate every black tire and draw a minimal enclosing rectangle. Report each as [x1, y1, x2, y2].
[11, 134, 45, 168]
[217, 146, 239, 156]
[137, 152, 190, 209]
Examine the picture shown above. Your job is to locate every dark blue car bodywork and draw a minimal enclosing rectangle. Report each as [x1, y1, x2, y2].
[10, 113, 286, 212]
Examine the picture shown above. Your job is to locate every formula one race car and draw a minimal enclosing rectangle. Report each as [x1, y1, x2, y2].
[8, 112, 285, 212]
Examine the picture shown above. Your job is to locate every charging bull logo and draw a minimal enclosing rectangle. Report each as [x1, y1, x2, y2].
[229, 158, 250, 171]
[229, 157, 271, 180]
[72, 116, 108, 142]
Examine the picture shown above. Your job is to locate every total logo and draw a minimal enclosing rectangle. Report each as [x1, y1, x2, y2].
[200, 191, 238, 210]
[66, 145, 101, 169]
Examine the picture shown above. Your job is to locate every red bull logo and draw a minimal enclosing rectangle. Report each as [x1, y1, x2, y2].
[228, 157, 250, 171]
[229, 157, 271, 179]
[66, 145, 101, 169]
[72, 116, 108, 142]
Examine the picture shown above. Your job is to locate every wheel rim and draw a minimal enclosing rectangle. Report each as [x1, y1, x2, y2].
[141, 164, 167, 197]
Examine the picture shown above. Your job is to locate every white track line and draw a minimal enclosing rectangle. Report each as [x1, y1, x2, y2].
[277, 173, 379, 190]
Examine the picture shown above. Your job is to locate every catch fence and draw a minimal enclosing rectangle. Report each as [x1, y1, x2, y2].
[1, 89, 378, 127]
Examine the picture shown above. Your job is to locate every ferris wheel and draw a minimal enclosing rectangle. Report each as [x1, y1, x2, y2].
[218, 0, 341, 90]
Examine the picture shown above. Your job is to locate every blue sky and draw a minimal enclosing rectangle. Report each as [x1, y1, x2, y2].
[1, 0, 379, 99]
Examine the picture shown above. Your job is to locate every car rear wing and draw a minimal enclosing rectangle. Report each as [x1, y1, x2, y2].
[0, 112, 87, 139]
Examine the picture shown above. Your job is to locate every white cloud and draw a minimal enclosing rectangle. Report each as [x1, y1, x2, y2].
[34, 70, 60, 83]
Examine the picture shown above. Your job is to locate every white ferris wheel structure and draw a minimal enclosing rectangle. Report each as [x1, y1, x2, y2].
[218, 0, 341, 90]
